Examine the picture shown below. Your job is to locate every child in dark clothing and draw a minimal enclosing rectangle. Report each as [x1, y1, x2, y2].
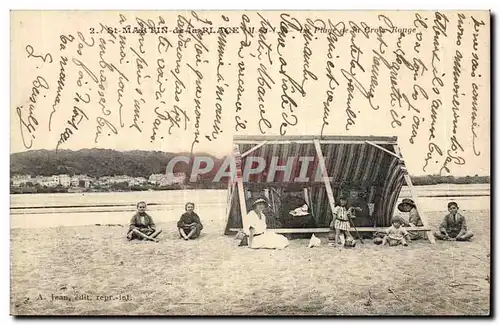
[177, 202, 203, 240]
[434, 202, 474, 241]
[127, 201, 162, 242]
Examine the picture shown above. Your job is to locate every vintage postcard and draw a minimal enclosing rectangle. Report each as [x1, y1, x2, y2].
[10, 10, 490, 316]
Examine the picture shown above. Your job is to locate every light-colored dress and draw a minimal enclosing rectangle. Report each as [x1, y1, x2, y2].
[243, 210, 289, 250]
[333, 206, 350, 231]
[386, 225, 409, 245]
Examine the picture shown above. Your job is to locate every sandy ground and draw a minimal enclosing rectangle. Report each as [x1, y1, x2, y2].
[11, 209, 490, 316]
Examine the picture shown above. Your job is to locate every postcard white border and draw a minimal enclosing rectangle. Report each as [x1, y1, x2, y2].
[3, 0, 497, 323]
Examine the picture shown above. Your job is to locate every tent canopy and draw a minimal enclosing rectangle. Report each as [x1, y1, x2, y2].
[225, 135, 410, 232]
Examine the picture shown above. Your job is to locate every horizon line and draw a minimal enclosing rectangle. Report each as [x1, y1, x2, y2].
[9, 172, 491, 178]
[10, 148, 230, 159]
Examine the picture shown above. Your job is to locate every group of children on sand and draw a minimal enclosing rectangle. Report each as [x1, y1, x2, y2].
[328, 196, 474, 248]
[126, 201, 204, 242]
[126, 197, 474, 247]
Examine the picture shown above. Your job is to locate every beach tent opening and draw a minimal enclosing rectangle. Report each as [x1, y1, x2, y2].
[224, 135, 435, 244]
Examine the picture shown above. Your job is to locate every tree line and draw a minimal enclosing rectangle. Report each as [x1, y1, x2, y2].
[10, 149, 490, 185]
[10, 149, 219, 179]
[410, 174, 490, 185]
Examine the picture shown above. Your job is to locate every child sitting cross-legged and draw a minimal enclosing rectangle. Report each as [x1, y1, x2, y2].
[127, 201, 162, 242]
[434, 201, 474, 241]
[382, 215, 410, 246]
[177, 202, 203, 240]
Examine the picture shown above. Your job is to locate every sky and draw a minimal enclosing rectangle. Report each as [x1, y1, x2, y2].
[9, 10, 491, 177]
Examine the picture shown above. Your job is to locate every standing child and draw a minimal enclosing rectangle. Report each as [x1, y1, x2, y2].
[434, 202, 474, 241]
[177, 202, 203, 240]
[127, 201, 162, 242]
[382, 215, 410, 246]
[329, 196, 356, 246]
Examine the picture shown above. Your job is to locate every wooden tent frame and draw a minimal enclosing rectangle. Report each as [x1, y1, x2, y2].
[226, 135, 435, 244]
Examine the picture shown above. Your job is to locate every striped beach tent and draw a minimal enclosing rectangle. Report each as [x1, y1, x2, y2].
[224, 135, 434, 243]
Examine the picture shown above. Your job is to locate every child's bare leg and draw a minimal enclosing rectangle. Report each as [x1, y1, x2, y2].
[401, 238, 408, 246]
[151, 229, 162, 238]
[456, 231, 474, 241]
[186, 227, 197, 239]
[339, 232, 346, 245]
[335, 229, 341, 245]
[433, 231, 448, 240]
[132, 229, 159, 242]
[179, 228, 189, 240]
[382, 236, 388, 246]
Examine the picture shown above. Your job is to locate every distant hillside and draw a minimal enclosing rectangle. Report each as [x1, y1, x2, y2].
[10, 149, 226, 179]
[411, 174, 490, 185]
[10, 149, 490, 185]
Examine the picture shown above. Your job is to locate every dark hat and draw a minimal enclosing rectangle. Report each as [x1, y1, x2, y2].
[397, 198, 416, 212]
[252, 197, 268, 207]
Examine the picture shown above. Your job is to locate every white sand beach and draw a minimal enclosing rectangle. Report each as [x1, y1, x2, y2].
[10, 187, 490, 315]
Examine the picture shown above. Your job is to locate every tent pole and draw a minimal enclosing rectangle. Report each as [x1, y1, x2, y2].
[237, 178, 248, 230]
[227, 181, 232, 207]
[241, 141, 268, 158]
[270, 188, 276, 215]
[393, 145, 435, 244]
[308, 187, 315, 218]
[365, 141, 403, 161]
[224, 182, 235, 234]
[313, 140, 336, 226]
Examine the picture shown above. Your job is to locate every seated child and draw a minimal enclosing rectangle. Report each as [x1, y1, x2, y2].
[434, 201, 474, 241]
[127, 201, 162, 242]
[177, 202, 203, 240]
[397, 198, 424, 240]
[382, 215, 410, 246]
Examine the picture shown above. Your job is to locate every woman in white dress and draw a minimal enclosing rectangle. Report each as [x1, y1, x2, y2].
[244, 198, 289, 250]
